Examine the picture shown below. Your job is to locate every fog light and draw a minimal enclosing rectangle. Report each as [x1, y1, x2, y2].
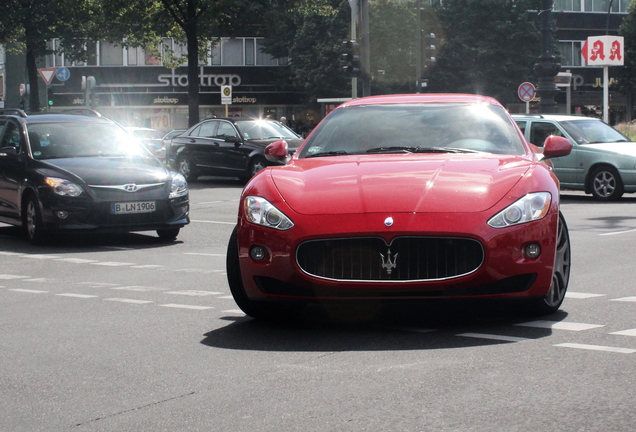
[525, 243, 541, 258]
[56, 211, 69, 219]
[250, 246, 267, 261]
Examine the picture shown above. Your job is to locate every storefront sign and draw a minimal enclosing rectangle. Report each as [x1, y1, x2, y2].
[157, 67, 241, 87]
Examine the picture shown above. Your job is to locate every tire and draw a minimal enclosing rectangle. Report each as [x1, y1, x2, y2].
[226, 226, 268, 318]
[176, 156, 197, 182]
[240, 157, 268, 181]
[226, 227, 306, 320]
[529, 212, 571, 315]
[590, 165, 623, 201]
[23, 195, 48, 246]
[157, 227, 180, 241]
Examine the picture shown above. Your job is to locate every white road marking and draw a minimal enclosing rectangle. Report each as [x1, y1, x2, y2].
[457, 333, 531, 342]
[165, 290, 221, 296]
[515, 320, 605, 331]
[217, 295, 234, 299]
[222, 309, 245, 315]
[599, 228, 636, 236]
[184, 253, 226, 257]
[111, 286, 164, 292]
[0, 274, 30, 280]
[159, 304, 214, 310]
[190, 220, 236, 225]
[0, 252, 24, 257]
[105, 298, 154, 304]
[565, 292, 605, 299]
[78, 282, 119, 288]
[56, 293, 99, 299]
[91, 261, 135, 267]
[22, 254, 61, 259]
[23, 278, 50, 283]
[555, 343, 636, 354]
[55, 258, 98, 264]
[610, 296, 636, 302]
[609, 328, 636, 337]
[130, 265, 164, 269]
[9, 289, 48, 294]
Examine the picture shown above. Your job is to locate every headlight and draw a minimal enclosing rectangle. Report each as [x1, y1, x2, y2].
[45, 177, 83, 197]
[169, 173, 188, 198]
[488, 192, 551, 228]
[244, 196, 294, 230]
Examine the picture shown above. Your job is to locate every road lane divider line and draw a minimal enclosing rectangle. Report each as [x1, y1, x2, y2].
[57, 293, 99, 298]
[8, 288, 48, 294]
[565, 292, 605, 299]
[609, 328, 636, 337]
[456, 333, 531, 342]
[105, 298, 154, 304]
[515, 320, 604, 331]
[159, 304, 214, 310]
[554, 343, 636, 354]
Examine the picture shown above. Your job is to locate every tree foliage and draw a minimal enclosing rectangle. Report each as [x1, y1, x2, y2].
[617, 0, 636, 101]
[0, 0, 95, 111]
[427, 0, 542, 103]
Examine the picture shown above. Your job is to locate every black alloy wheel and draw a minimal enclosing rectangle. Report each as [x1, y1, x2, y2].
[24, 194, 47, 246]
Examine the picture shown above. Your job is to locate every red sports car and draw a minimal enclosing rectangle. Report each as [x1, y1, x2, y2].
[227, 94, 573, 319]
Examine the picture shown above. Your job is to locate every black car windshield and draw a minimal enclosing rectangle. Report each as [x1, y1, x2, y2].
[235, 120, 299, 140]
[27, 122, 149, 160]
[560, 119, 631, 144]
[298, 103, 526, 158]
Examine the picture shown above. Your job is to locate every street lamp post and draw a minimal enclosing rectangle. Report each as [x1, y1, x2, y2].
[534, 0, 561, 113]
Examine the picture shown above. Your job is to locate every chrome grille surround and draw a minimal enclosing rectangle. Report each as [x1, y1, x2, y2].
[296, 236, 484, 282]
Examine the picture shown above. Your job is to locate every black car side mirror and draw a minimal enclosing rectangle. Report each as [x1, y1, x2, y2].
[0, 146, 18, 156]
[224, 136, 241, 146]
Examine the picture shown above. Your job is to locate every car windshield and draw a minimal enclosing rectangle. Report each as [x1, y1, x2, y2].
[27, 122, 150, 160]
[560, 119, 631, 144]
[235, 120, 299, 140]
[298, 103, 525, 158]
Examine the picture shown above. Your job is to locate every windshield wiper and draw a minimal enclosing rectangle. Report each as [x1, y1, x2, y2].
[366, 146, 480, 154]
[305, 150, 350, 158]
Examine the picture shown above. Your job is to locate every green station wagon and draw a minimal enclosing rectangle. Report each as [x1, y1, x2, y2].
[513, 114, 636, 200]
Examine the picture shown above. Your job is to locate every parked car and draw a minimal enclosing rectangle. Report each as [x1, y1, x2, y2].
[125, 127, 165, 159]
[162, 129, 186, 148]
[0, 109, 189, 245]
[226, 94, 573, 320]
[167, 118, 303, 181]
[512, 114, 636, 201]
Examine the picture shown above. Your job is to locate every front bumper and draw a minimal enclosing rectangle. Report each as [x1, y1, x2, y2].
[237, 211, 558, 301]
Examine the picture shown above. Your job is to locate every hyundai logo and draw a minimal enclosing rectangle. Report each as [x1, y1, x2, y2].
[124, 184, 138, 192]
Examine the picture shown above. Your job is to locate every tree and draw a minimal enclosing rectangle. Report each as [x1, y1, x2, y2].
[426, 0, 541, 103]
[617, 1, 636, 115]
[0, 0, 94, 112]
[260, 0, 351, 103]
[97, 0, 264, 126]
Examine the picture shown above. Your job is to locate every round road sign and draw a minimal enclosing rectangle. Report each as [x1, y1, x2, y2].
[518, 82, 536, 102]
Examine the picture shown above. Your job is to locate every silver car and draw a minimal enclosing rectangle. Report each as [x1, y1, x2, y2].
[513, 114, 636, 200]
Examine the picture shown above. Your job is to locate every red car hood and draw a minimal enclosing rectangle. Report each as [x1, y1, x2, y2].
[270, 154, 531, 214]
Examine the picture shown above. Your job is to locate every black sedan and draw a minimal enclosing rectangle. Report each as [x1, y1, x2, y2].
[167, 117, 303, 181]
[0, 109, 189, 245]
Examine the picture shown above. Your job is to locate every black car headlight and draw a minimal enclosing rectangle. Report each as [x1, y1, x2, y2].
[169, 173, 188, 198]
[488, 192, 551, 228]
[244, 196, 294, 230]
[45, 177, 83, 197]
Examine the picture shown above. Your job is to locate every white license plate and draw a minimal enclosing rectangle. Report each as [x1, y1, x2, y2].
[110, 201, 156, 214]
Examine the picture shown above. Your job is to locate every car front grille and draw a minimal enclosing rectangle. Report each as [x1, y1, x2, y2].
[296, 236, 484, 281]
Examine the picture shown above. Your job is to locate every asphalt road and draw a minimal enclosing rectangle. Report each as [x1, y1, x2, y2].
[1, 180, 636, 432]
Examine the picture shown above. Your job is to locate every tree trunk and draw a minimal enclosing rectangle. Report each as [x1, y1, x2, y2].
[26, 46, 40, 113]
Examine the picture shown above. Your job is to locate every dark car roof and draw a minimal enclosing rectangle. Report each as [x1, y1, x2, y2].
[24, 113, 115, 124]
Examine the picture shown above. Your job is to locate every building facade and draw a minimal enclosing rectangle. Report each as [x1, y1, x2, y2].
[2, 37, 305, 134]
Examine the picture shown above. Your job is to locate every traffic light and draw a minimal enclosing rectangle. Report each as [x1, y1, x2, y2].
[423, 33, 436, 67]
[342, 40, 361, 77]
[47, 87, 54, 106]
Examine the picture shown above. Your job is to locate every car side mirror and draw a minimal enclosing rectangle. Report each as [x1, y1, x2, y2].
[542, 136, 572, 159]
[265, 140, 289, 162]
[0, 146, 18, 156]
[224, 135, 241, 146]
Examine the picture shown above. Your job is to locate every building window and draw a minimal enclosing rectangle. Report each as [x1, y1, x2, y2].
[99, 41, 123, 66]
[556, 0, 631, 11]
[222, 39, 244, 66]
[558, 41, 583, 66]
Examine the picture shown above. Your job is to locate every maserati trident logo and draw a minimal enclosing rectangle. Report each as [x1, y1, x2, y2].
[384, 217, 394, 227]
[380, 249, 398, 274]
[123, 184, 138, 192]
